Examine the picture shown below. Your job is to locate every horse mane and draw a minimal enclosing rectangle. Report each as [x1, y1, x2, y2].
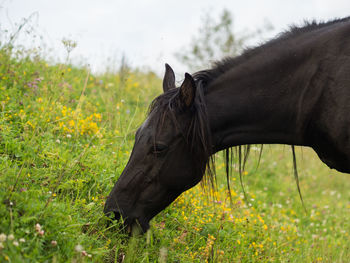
[194, 17, 350, 87]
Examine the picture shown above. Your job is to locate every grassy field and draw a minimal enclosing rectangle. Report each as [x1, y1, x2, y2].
[0, 45, 349, 263]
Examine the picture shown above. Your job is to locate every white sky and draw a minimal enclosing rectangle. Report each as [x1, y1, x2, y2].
[1, 0, 349, 76]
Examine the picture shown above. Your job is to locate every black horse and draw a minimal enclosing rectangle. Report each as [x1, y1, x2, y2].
[105, 17, 350, 233]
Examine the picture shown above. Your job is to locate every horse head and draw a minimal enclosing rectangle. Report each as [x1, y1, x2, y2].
[104, 64, 211, 233]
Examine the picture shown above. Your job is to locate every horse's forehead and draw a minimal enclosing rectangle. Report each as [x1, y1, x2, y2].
[139, 111, 173, 137]
[139, 113, 158, 133]
[139, 116, 151, 134]
[141, 109, 164, 129]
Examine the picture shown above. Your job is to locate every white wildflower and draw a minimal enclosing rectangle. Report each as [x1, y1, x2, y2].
[0, 233, 6, 242]
[35, 223, 42, 232]
[158, 247, 168, 263]
[75, 244, 83, 252]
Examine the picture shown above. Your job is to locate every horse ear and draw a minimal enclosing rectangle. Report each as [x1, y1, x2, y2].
[163, 63, 176, 92]
[179, 73, 196, 107]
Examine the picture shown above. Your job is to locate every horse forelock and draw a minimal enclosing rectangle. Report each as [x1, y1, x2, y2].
[146, 82, 217, 190]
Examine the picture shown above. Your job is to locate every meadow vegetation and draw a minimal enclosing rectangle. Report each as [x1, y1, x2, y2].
[0, 42, 349, 262]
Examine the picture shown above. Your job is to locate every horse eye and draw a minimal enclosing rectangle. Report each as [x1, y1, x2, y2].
[152, 144, 168, 154]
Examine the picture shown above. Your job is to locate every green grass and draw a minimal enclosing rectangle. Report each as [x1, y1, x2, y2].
[0, 45, 349, 263]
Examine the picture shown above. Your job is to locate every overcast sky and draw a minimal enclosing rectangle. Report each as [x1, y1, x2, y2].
[1, 0, 349, 75]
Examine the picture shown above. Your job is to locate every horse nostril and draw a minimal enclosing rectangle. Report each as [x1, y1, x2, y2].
[113, 211, 121, 221]
[105, 210, 123, 228]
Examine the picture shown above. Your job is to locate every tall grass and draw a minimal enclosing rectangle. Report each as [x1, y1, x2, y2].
[0, 45, 349, 262]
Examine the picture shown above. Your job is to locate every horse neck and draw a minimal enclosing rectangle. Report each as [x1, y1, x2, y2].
[204, 46, 319, 153]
